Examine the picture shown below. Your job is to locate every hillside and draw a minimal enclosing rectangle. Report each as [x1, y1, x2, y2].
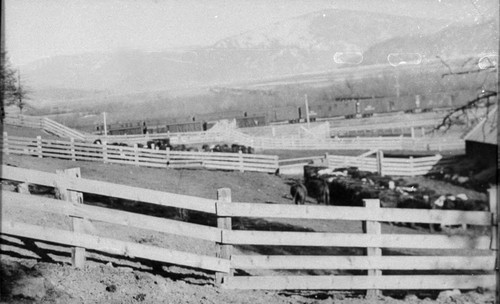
[363, 19, 499, 65]
[23, 9, 451, 97]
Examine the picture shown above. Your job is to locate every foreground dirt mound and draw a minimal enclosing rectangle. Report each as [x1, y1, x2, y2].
[1, 258, 494, 304]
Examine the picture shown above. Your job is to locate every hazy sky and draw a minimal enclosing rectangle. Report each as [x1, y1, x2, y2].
[4, 0, 498, 66]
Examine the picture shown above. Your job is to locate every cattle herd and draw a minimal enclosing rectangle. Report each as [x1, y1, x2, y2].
[93, 138, 255, 154]
[291, 165, 489, 232]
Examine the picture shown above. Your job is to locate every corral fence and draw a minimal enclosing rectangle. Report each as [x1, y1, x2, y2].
[4, 114, 87, 141]
[228, 129, 465, 152]
[330, 121, 437, 138]
[1, 132, 459, 177]
[4, 114, 465, 152]
[1, 165, 497, 295]
[0, 133, 279, 174]
[326, 150, 460, 176]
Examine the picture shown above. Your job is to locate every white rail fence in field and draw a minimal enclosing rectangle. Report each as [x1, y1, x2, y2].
[228, 129, 464, 152]
[1, 133, 279, 174]
[1, 165, 497, 293]
[4, 114, 465, 152]
[326, 151, 460, 176]
[4, 114, 87, 141]
[2, 131, 459, 177]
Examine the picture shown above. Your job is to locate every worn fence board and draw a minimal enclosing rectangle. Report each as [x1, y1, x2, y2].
[1, 220, 229, 273]
[223, 275, 495, 290]
[223, 230, 493, 249]
[216, 202, 492, 225]
[230, 255, 496, 270]
[1, 191, 221, 242]
[1, 165, 217, 214]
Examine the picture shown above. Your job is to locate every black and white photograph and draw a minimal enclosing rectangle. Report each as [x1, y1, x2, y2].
[1, 0, 498, 303]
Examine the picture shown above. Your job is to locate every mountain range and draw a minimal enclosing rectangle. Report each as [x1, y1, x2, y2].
[22, 9, 498, 102]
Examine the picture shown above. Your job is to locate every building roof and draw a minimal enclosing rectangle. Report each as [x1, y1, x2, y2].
[464, 106, 497, 145]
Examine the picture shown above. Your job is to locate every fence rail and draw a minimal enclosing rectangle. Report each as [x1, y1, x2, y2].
[1, 133, 279, 174]
[0, 165, 497, 292]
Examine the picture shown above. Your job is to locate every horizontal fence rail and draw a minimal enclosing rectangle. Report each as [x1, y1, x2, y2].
[1, 165, 496, 292]
[223, 275, 496, 290]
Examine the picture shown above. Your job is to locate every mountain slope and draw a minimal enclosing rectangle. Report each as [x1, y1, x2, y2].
[23, 9, 459, 97]
[362, 19, 499, 65]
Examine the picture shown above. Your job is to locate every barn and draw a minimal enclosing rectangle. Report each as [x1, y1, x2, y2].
[464, 107, 498, 169]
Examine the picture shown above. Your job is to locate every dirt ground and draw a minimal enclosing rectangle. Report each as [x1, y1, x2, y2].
[0, 128, 496, 303]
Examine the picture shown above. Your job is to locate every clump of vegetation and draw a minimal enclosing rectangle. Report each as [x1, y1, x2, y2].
[1, 51, 30, 117]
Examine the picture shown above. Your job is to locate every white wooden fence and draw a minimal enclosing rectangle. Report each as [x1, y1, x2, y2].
[326, 151, 459, 176]
[4, 114, 87, 141]
[1, 165, 497, 293]
[4, 114, 465, 152]
[227, 128, 465, 152]
[0, 133, 279, 173]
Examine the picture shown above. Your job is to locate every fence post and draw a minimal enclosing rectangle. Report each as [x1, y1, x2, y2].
[70, 138, 76, 161]
[166, 147, 170, 167]
[409, 156, 414, 176]
[488, 186, 500, 304]
[362, 198, 382, 298]
[55, 168, 86, 268]
[376, 150, 384, 176]
[102, 142, 108, 163]
[216, 188, 232, 286]
[238, 150, 244, 172]
[36, 136, 43, 158]
[410, 127, 415, 138]
[134, 143, 139, 166]
[324, 152, 329, 166]
[3, 132, 9, 155]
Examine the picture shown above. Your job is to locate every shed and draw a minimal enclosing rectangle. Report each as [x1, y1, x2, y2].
[464, 107, 498, 168]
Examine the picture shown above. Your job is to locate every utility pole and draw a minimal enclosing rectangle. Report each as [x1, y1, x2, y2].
[395, 70, 400, 100]
[305, 94, 310, 128]
[103, 112, 108, 136]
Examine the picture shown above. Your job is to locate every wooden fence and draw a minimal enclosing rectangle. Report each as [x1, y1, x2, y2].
[0, 133, 279, 173]
[326, 151, 459, 176]
[4, 114, 87, 141]
[228, 129, 465, 152]
[1, 165, 497, 293]
[4, 114, 465, 152]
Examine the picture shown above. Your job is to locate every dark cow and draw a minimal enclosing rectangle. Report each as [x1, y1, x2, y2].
[147, 138, 172, 150]
[231, 144, 240, 153]
[202, 144, 211, 152]
[290, 183, 307, 205]
[397, 195, 433, 230]
[305, 178, 330, 205]
[110, 142, 129, 147]
[220, 144, 231, 152]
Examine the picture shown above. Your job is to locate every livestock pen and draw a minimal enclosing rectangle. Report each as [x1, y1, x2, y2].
[1, 165, 497, 296]
[0, 133, 279, 174]
[4, 114, 466, 152]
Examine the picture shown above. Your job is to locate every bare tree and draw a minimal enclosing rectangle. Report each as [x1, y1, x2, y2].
[11, 70, 31, 114]
[434, 52, 498, 131]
